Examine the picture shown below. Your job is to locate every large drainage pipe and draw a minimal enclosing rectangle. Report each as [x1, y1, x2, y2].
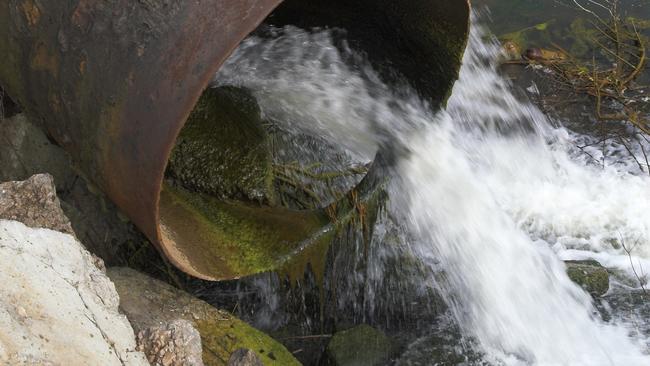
[0, 0, 470, 280]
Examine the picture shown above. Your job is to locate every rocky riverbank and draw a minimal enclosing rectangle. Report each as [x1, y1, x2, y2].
[0, 111, 633, 366]
[0, 109, 302, 366]
[0, 171, 300, 365]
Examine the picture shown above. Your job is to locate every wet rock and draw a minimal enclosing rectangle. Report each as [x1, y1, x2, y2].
[136, 319, 204, 366]
[395, 318, 487, 366]
[0, 173, 74, 235]
[599, 289, 650, 339]
[0, 219, 147, 365]
[108, 267, 301, 366]
[326, 324, 393, 366]
[167, 86, 274, 203]
[566, 260, 610, 296]
[227, 348, 264, 366]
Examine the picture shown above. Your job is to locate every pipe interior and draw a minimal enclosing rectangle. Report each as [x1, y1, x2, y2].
[158, 0, 468, 280]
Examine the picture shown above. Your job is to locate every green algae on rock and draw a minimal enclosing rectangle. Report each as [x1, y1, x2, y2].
[167, 86, 275, 204]
[107, 267, 300, 366]
[159, 146, 389, 282]
[566, 260, 610, 297]
[326, 324, 393, 366]
[159, 182, 331, 280]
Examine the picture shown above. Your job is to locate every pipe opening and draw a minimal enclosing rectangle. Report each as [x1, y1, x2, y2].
[0, 1, 468, 280]
[157, 0, 469, 280]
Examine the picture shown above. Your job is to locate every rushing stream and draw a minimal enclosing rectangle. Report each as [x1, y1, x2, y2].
[394, 25, 650, 366]
[215, 15, 650, 366]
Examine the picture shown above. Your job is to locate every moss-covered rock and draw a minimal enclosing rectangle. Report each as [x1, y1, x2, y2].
[107, 267, 300, 366]
[159, 182, 331, 280]
[326, 324, 393, 366]
[566, 260, 610, 297]
[157, 154, 387, 281]
[168, 86, 274, 204]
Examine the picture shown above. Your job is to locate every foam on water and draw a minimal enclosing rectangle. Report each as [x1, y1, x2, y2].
[216, 18, 650, 365]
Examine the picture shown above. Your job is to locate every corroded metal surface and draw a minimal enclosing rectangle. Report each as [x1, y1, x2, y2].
[0, 0, 470, 280]
[0, 0, 282, 279]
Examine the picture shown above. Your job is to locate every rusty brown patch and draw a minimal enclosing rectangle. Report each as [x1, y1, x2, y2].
[21, 0, 41, 27]
[78, 57, 87, 76]
[31, 43, 59, 77]
[71, 0, 95, 30]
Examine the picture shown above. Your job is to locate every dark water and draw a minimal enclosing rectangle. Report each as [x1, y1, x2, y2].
[475, 0, 650, 64]
[475, 0, 650, 36]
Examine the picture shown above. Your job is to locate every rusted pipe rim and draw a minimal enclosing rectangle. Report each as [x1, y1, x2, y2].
[0, 0, 470, 280]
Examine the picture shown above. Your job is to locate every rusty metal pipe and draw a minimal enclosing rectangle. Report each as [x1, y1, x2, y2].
[0, 0, 469, 280]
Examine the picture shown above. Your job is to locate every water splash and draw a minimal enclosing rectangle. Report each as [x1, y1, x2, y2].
[397, 21, 650, 365]
[216, 18, 650, 365]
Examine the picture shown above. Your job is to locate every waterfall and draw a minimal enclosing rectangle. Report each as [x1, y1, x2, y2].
[216, 17, 650, 365]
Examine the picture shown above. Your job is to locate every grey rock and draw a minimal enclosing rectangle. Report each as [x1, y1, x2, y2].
[0, 174, 147, 364]
[395, 317, 487, 366]
[136, 319, 204, 366]
[0, 221, 147, 365]
[227, 349, 264, 366]
[0, 173, 74, 235]
[0, 114, 75, 192]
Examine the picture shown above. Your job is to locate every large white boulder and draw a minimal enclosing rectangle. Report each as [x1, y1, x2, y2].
[0, 219, 148, 365]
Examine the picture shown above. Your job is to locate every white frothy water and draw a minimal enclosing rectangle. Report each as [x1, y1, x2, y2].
[216, 20, 650, 365]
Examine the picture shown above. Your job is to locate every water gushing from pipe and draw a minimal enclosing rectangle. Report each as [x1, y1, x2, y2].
[216, 18, 650, 365]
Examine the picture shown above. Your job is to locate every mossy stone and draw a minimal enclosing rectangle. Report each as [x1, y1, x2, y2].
[326, 324, 393, 366]
[158, 153, 387, 281]
[107, 267, 300, 366]
[566, 260, 610, 297]
[168, 86, 274, 204]
[159, 183, 331, 279]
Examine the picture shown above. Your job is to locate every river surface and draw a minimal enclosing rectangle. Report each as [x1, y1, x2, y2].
[214, 5, 650, 365]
